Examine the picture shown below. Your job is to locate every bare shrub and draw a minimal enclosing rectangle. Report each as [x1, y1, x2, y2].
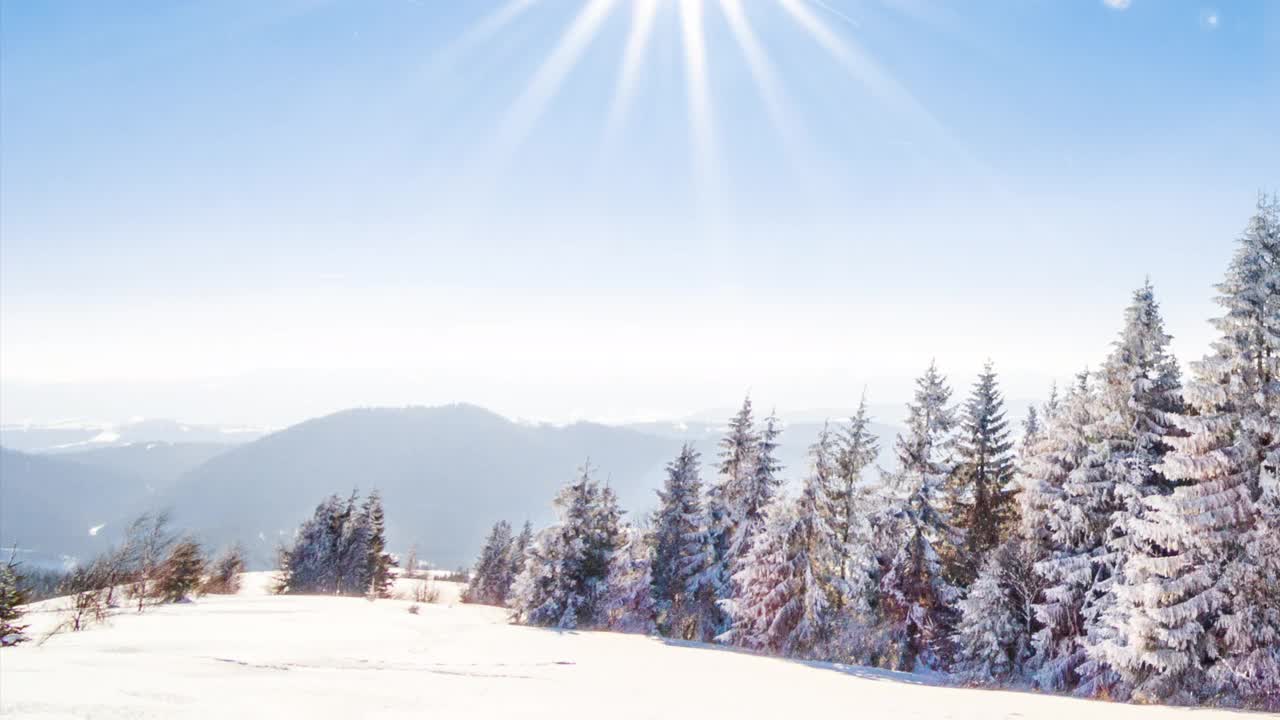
[413, 580, 441, 604]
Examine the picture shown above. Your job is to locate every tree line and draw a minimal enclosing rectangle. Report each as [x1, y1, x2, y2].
[465, 196, 1279, 711]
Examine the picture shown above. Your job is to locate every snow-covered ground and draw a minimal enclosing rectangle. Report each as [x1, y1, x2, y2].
[2, 574, 1250, 720]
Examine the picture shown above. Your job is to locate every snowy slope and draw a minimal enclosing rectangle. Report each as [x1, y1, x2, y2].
[2, 576, 1249, 720]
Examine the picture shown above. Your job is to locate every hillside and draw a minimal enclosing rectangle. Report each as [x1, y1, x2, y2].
[1, 577, 1247, 720]
[0, 449, 144, 564]
[157, 405, 685, 568]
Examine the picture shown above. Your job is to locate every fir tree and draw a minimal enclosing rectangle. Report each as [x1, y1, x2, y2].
[705, 397, 760, 632]
[1154, 196, 1280, 709]
[946, 361, 1017, 585]
[1076, 281, 1184, 699]
[726, 426, 841, 657]
[361, 490, 393, 598]
[952, 554, 1020, 683]
[652, 443, 719, 639]
[878, 362, 959, 671]
[464, 520, 516, 606]
[510, 521, 533, 588]
[0, 555, 29, 647]
[832, 395, 881, 612]
[1031, 373, 1107, 691]
[598, 526, 658, 634]
[510, 463, 616, 629]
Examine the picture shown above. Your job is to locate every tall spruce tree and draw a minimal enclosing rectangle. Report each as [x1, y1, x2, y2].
[1154, 197, 1280, 709]
[705, 397, 760, 633]
[952, 554, 1020, 683]
[947, 361, 1017, 585]
[598, 525, 658, 634]
[361, 490, 393, 598]
[878, 361, 959, 671]
[1076, 281, 1184, 699]
[832, 395, 881, 612]
[464, 520, 516, 606]
[726, 425, 841, 657]
[1031, 373, 1106, 690]
[510, 463, 620, 629]
[652, 443, 719, 639]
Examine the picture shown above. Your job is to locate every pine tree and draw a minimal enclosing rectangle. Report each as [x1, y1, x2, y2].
[878, 362, 959, 671]
[652, 443, 718, 639]
[952, 554, 1020, 683]
[509, 521, 533, 590]
[1076, 281, 1184, 700]
[832, 395, 881, 613]
[1154, 196, 1280, 709]
[705, 397, 760, 633]
[510, 463, 615, 629]
[464, 520, 515, 606]
[947, 361, 1017, 585]
[726, 426, 842, 657]
[599, 526, 658, 634]
[203, 545, 246, 595]
[361, 490, 393, 598]
[0, 556, 29, 647]
[1031, 373, 1105, 690]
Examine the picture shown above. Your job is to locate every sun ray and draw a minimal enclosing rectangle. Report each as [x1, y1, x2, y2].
[678, 0, 720, 209]
[601, 0, 660, 152]
[717, 0, 800, 154]
[426, 0, 540, 77]
[491, 0, 618, 160]
[776, 0, 941, 136]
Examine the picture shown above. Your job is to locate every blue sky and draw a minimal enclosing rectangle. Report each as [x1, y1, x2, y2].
[1, 0, 1277, 426]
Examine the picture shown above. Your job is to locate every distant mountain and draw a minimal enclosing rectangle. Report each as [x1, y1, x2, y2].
[156, 405, 684, 569]
[0, 418, 266, 453]
[58, 442, 233, 491]
[0, 448, 144, 565]
[4, 404, 906, 572]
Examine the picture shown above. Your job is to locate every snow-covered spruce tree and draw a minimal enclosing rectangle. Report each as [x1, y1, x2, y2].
[1030, 373, 1105, 691]
[1075, 281, 1184, 700]
[278, 495, 341, 594]
[598, 525, 658, 634]
[0, 556, 29, 647]
[652, 443, 719, 640]
[586, 482, 625, 624]
[334, 491, 372, 596]
[360, 490, 394, 598]
[877, 362, 959, 672]
[725, 425, 842, 657]
[463, 520, 515, 606]
[509, 521, 533, 586]
[1153, 196, 1280, 709]
[946, 361, 1017, 586]
[704, 397, 760, 633]
[831, 395, 881, 613]
[510, 463, 619, 629]
[952, 554, 1020, 683]
[278, 491, 380, 596]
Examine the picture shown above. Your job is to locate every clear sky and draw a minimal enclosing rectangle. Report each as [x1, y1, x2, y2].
[1, 0, 1277, 427]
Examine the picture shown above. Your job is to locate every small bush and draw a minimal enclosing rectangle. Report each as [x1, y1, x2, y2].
[203, 545, 246, 595]
[155, 539, 206, 603]
[408, 604, 420, 615]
